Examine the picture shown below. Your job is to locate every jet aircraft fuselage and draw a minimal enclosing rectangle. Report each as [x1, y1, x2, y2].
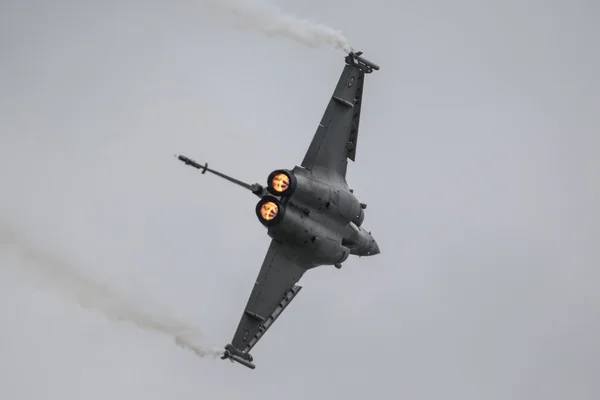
[177, 50, 381, 369]
[256, 165, 380, 269]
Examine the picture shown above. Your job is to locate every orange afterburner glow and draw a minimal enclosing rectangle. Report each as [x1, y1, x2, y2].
[260, 201, 279, 221]
[271, 173, 290, 193]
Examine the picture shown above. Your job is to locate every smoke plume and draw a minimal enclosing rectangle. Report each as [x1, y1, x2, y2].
[0, 228, 223, 360]
[205, 0, 353, 53]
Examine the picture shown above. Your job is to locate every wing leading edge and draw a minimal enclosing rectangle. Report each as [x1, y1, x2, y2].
[301, 52, 379, 180]
[222, 239, 308, 368]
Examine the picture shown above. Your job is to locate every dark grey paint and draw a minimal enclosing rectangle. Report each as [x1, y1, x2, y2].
[178, 52, 381, 369]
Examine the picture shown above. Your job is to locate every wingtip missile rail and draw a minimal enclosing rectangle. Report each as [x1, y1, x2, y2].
[346, 50, 380, 73]
[221, 344, 256, 370]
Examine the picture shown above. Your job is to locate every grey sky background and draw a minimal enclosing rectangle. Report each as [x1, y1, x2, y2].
[1, 0, 599, 399]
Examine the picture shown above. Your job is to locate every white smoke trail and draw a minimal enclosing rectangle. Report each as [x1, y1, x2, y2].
[203, 0, 353, 53]
[0, 228, 223, 360]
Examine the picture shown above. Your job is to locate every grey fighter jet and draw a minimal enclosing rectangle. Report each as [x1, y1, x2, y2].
[177, 51, 381, 370]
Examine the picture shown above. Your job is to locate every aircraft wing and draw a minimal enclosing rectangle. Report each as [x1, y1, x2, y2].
[301, 52, 379, 180]
[222, 239, 308, 368]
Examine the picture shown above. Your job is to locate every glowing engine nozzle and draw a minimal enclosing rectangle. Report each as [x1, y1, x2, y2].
[267, 169, 297, 197]
[256, 196, 286, 226]
[260, 201, 279, 221]
[271, 174, 290, 193]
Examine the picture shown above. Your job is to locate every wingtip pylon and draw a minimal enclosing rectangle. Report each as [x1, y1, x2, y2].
[221, 344, 256, 370]
[346, 51, 380, 73]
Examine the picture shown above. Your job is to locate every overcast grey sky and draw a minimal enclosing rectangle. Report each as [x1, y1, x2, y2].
[1, 0, 599, 399]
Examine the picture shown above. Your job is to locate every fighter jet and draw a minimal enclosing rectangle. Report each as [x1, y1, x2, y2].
[177, 51, 381, 369]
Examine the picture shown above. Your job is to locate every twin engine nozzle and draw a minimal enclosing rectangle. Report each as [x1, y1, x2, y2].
[255, 169, 297, 226]
[255, 196, 285, 226]
[266, 169, 297, 197]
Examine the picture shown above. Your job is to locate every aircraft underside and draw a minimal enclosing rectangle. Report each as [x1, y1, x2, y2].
[177, 51, 381, 369]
